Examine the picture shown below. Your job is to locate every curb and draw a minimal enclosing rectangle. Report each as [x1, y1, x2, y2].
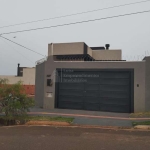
[2, 123, 150, 131]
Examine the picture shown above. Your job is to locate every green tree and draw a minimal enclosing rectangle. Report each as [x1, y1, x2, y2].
[0, 79, 34, 117]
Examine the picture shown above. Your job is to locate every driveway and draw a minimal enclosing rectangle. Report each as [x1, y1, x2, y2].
[30, 107, 130, 117]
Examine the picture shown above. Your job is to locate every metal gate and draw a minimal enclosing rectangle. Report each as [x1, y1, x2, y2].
[55, 69, 134, 113]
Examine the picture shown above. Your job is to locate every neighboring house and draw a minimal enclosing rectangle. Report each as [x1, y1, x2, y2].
[35, 42, 150, 113]
[0, 64, 35, 96]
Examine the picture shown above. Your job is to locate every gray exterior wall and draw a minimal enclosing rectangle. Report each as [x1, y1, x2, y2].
[144, 57, 150, 111]
[35, 62, 45, 108]
[35, 56, 148, 113]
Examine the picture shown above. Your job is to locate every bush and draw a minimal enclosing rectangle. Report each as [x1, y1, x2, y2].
[0, 79, 35, 117]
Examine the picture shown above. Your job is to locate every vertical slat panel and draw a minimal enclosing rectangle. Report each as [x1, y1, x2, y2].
[56, 69, 132, 113]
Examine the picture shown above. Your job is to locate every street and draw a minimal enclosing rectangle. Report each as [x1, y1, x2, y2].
[0, 126, 150, 150]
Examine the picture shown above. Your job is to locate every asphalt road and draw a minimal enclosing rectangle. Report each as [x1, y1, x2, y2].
[0, 126, 150, 150]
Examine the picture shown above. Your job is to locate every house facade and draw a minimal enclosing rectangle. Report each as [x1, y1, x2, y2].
[35, 42, 150, 113]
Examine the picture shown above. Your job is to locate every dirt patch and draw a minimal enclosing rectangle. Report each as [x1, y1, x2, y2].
[25, 121, 70, 126]
[130, 112, 150, 118]
[0, 118, 26, 126]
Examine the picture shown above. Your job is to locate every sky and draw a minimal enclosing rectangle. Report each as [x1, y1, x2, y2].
[0, 0, 150, 75]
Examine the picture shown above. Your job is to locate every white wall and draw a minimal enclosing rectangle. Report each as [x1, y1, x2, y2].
[0, 68, 35, 85]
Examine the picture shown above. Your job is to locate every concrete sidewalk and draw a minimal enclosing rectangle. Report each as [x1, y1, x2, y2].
[29, 108, 150, 127]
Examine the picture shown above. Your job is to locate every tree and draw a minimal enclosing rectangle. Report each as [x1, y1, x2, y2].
[0, 78, 34, 117]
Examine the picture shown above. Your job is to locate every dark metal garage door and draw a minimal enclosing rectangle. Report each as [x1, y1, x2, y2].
[55, 69, 134, 113]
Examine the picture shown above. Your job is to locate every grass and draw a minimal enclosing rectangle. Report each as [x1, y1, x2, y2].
[130, 112, 150, 118]
[26, 116, 74, 123]
[132, 121, 150, 126]
[0, 116, 74, 123]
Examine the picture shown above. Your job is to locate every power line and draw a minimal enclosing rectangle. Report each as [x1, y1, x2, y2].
[0, 36, 45, 57]
[1, 10, 150, 35]
[0, 38, 34, 63]
[0, 0, 150, 29]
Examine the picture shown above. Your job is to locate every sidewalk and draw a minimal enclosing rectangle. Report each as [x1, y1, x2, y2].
[29, 108, 150, 127]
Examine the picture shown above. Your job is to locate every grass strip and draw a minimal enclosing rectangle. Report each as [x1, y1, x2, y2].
[0, 116, 74, 123]
[132, 121, 150, 126]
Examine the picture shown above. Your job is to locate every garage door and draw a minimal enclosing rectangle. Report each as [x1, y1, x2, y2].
[55, 69, 134, 113]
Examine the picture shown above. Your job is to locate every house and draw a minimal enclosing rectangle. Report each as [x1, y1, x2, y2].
[35, 42, 150, 113]
[0, 64, 35, 96]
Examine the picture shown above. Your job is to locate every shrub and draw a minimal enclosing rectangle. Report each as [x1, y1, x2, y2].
[0, 79, 35, 117]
